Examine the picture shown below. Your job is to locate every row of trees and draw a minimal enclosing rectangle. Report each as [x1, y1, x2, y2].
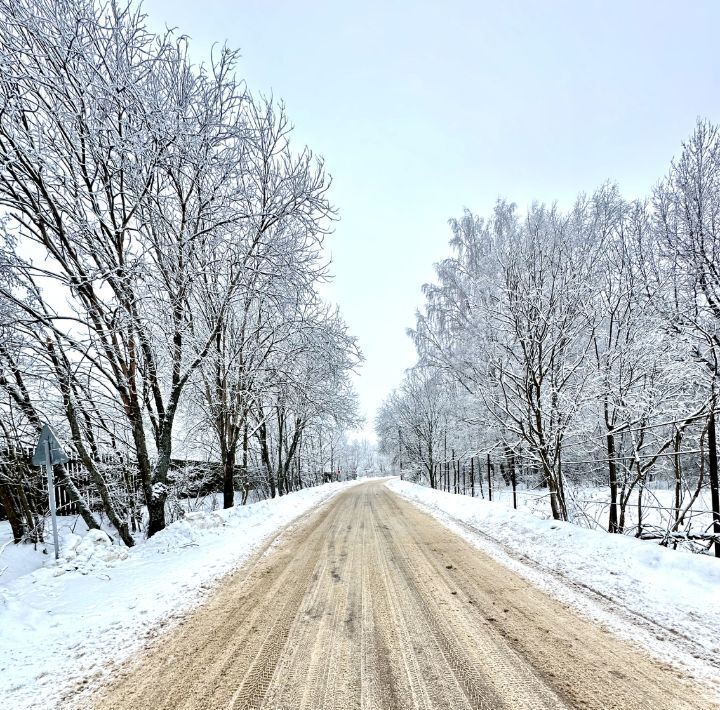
[0, 0, 361, 546]
[377, 120, 720, 553]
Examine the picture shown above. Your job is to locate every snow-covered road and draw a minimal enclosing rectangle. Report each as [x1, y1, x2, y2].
[93, 481, 716, 710]
[0, 480, 360, 709]
[3, 477, 719, 708]
[387, 478, 720, 691]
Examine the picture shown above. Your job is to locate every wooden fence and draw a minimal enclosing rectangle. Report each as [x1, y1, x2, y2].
[0, 449, 231, 520]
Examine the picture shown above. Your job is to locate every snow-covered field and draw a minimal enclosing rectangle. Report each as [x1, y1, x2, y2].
[485, 482, 715, 537]
[387, 478, 720, 690]
[0, 480, 359, 710]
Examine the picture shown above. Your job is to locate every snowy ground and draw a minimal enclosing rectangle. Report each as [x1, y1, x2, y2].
[0, 480, 360, 710]
[486, 482, 716, 539]
[0, 489, 274, 588]
[387, 478, 720, 691]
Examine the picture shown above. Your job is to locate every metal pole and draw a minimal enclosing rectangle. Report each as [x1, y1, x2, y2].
[708, 407, 720, 558]
[452, 448, 456, 493]
[487, 453, 493, 502]
[44, 440, 60, 560]
[398, 427, 403, 479]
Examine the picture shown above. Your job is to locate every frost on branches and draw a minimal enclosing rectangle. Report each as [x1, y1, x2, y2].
[0, 0, 361, 550]
[378, 122, 720, 555]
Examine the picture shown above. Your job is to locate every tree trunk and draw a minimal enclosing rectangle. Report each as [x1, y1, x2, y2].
[223, 447, 236, 510]
[147, 417, 176, 538]
[607, 432, 619, 533]
[48, 344, 135, 546]
[636, 477, 645, 538]
[505, 447, 517, 510]
[0, 480, 26, 542]
[542, 462, 566, 521]
[241, 423, 250, 505]
[673, 429, 682, 527]
[257, 420, 276, 499]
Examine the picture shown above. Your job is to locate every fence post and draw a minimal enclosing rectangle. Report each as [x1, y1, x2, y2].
[511, 458, 517, 510]
[487, 453, 492, 502]
[709, 406, 720, 558]
[451, 449, 456, 493]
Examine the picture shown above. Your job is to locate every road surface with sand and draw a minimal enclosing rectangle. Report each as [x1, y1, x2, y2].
[89, 481, 716, 710]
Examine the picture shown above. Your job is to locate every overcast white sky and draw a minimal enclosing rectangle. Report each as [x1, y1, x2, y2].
[144, 0, 720, 440]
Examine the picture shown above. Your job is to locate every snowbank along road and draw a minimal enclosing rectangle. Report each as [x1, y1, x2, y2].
[89, 481, 717, 710]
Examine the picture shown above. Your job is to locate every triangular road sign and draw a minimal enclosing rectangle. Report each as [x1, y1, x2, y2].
[32, 424, 70, 466]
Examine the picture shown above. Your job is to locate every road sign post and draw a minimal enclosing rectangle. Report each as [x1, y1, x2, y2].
[32, 425, 69, 561]
[44, 439, 59, 560]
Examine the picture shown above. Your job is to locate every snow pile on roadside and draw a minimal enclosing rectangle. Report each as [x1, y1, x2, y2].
[387, 479, 720, 677]
[0, 480, 357, 710]
[52, 530, 129, 577]
[0, 518, 114, 587]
